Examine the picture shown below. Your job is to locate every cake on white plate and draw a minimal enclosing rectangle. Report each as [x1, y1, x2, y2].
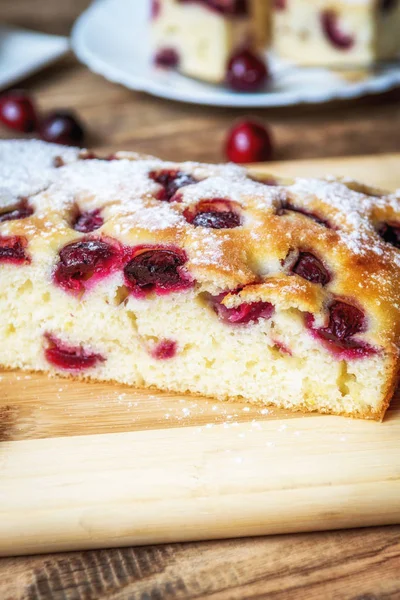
[0, 139, 399, 420]
[150, 0, 270, 82]
[149, 0, 400, 83]
[272, 0, 400, 68]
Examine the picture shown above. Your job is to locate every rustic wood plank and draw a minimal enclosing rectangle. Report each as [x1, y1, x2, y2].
[2, 401, 400, 557]
[1, 527, 400, 600]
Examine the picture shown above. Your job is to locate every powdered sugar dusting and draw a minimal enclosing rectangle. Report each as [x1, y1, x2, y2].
[0, 139, 80, 200]
[189, 229, 227, 267]
[289, 177, 400, 257]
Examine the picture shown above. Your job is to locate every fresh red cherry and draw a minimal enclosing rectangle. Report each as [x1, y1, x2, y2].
[226, 49, 268, 92]
[225, 120, 273, 164]
[184, 199, 242, 229]
[378, 222, 400, 249]
[44, 334, 105, 371]
[154, 48, 180, 68]
[211, 292, 274, 324]
[151, 339, 177, 360]
[380, 0, 397, 11]
[0, 235, 29, 264]
[124, 246, 193, 296]
[72, 209, 103, 233]
[291, 252, 331, 286]
[39, 110, 85, 146]
[54, 239, 119, 293]
[320, 11, 355, 50]
[0, 199, 33, 223]
[0, 91, 38, 133]
[149, 169, 197, 201]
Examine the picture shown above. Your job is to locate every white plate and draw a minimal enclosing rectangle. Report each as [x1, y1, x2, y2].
[72, 0, 400, 108]
[0, 26, 69, 92]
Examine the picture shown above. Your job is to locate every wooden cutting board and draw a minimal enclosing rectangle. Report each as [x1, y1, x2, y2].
[1, 153, 400, 558]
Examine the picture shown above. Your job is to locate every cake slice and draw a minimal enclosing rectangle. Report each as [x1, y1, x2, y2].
[272, 0, 400, 67]
[150, 0, 270, 82]
[0, 139, 399, 420]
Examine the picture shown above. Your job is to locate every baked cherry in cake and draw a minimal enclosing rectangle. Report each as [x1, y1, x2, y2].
[306, 301, 374, 359]
[211, 292, 274, 324]
[291, 252, 331, 286]
[378, 222, 400, 249]
[184, 199, 242, 229]
[54, 239, 120, 293]
[280, 202, 331, 228]
[0, 235, 29, 264]
[151, 339, 177, 360]
[0, 199, 33, 223]
[150, 169, 198, 201]
[320, 10, 355, 50]
[72, 209, 104, 233]
[124, 246, 193, 296]
[44, 334, 105, 371]
[154, 48, 180, 68]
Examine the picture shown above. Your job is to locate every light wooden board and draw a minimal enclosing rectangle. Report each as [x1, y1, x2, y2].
[1, 153, 400, 558]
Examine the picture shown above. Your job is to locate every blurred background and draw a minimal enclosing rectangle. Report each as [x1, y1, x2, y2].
[1, 0, 400, 163]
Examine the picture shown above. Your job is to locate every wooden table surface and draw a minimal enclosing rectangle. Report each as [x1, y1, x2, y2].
[1, 1, 400, 598]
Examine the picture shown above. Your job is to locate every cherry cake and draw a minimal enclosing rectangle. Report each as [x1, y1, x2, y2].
[272, 0, 400, 67]
[1, 140, 399, 420]
[150, 0, 270, 83]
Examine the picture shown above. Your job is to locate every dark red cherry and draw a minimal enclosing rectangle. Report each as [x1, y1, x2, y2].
[321, 10, 355, 50]
[39, 110, 85, 146]
[378, 222, 400, 249]
[211, 293, 274, 324]
[380, 0, 397, 11]
[0, 235, 29, 264]
[305, 302, 374, 358]
[54, 239, 119, 293]
[192, 211, 241, 229]
[0, 91, 38, 133]
[280, 202, 330, 228]
[72, 209, 103, 233]
[226, 50, 268, 92]
[0, 199, 33, 223]
[44, 334, 105, 371]
[149, 169, 197, 201]
[154, 48, 180, 68]
[225, 120, 273, 164]
[151, 339, 177, 360]
[291, 252, 331, 286]
[185, 199, 242, 229]
[324, 301, 366, 341]
[124, 246, 193, 296]
[273, 0, 286, 9]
